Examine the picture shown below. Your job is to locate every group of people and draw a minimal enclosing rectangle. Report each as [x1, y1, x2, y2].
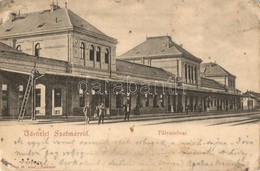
[185, 104, 203, 114]
[82, 101, 131, 125]
[83, 102, 105, 125]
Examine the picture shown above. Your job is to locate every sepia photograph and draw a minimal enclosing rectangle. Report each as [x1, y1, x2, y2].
[0, 0, 259, 170]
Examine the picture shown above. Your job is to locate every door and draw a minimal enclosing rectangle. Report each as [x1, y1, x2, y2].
[1, 84, 8, 116]
[35, 84, 46, 115]
[52, 88, 62, 115]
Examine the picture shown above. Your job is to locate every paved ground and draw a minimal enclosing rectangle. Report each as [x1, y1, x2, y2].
[0, 110, 259, 171]
[0, 110, 259, 127]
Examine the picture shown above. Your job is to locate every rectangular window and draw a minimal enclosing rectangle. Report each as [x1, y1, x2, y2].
[36, 89, 41, 107]
[18, 85, 24, 104]
[2, 84, 8, 101]
[2, 84, 7, 91]
[54, 88, 62, 107]
[18, 85, 23, 92]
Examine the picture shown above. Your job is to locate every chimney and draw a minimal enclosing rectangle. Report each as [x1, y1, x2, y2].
[9, 12, 17, 21]
[50, 2, 60, 12]
[179, 44, 183, 47]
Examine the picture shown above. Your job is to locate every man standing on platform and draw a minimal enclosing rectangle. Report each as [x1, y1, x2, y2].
[98, 102, 105, 124]
[83, 102, 91, 125]
[124, 102, 130, 121]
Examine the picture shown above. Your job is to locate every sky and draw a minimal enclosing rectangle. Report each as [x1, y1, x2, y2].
[0, 0, 259, 92]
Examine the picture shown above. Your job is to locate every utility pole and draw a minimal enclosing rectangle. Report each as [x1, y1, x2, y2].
[31, 56, 41, 121]
[31, 61, 37, 121]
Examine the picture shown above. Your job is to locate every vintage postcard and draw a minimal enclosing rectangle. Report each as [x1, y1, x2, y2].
[0, 0, 259, 171]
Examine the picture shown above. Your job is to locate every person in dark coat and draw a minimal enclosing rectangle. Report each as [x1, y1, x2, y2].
[98, 102, 105, 124]
[185, 104, 189, 114]
[83, 102, 91, 125]
[124, 103, 130, 121]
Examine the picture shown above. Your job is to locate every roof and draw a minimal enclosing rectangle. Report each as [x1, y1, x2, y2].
[67, 9, 107, 36]
[0, 42, 27, 55]
[0, 41, 174, 82]
[116, 59, 175, 81]
[200, 62, 236, 78]
[0, 7, 116, 42]
[201, 77, 226, 90]
[243, 91, 260, 100]
[118, 36, 202, 62]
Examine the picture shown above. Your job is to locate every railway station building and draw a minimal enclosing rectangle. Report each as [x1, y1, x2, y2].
[0, 4, 242, 119]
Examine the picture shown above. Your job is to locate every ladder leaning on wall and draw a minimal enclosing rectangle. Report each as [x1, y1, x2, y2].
[17, 70, 35, 121]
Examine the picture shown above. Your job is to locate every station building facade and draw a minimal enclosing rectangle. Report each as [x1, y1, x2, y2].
[119, 36, 242, 113]
[0, 4, 242, 119]
[242, 91, 260, 110]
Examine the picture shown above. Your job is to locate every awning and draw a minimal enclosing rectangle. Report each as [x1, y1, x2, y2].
[0, 68, 31, 75]
[45, 71, 117, 82]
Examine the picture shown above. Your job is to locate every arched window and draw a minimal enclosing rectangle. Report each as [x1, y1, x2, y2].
[96, 46, 101, 62]
[80, 42, 85, 59]
[105, 48, 109, 64]
[191, 66, 194, 83]
[35, 43, 41, 57]
[89, 45, 94, 61]
[188, 65, 191, 82]
[16, 45, 21, 51]
[194, 67, 197, 84]
[80, 42, 86, 65]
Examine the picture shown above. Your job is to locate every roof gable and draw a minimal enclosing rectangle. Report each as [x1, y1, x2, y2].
[116, 59, 175, 81]
[0, 42, 26, 55]
[201, 62, 236, 78]
[0, 8, 72, 37]
[67, 9, 106, 36]
[0, 7, 114, 41]
[243, 91, 260, 99]
[118, 36, 202, 62]
[201, 77, 226, 90]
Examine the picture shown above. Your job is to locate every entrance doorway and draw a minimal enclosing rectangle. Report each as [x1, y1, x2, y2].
[35, 84, 46, 115]
[52, 88, 62, 115]
[1, 84, 8, 116]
